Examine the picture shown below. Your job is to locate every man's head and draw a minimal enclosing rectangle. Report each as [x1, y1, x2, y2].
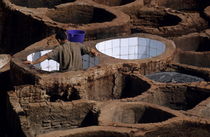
[55, 30, 67, 44]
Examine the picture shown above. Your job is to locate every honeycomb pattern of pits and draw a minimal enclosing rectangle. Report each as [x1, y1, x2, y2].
[151, 0, 210, 12]
[37, 126, 133, 137]
[27, 50, 99, 72]
[10, 0, 76, 8]
[131, 10, 181, 28]
[99, 102, 175, 125]
[83, 73, 151, 101]
[47, 5, 116, 24]
[96, 37, 165, 60]
[0, 54, 10, 69]
[174, 35, 210, 52]
[92, 0, 136, 6]
[145, 71, 205, 83]
[2, 0, 210, 137]
[144, 121, 210, 137]
[140, 86, 210, 110]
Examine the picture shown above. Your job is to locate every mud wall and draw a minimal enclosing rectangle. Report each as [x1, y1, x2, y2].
[0, 1, 5, 52]
[25, 101, 95, 136]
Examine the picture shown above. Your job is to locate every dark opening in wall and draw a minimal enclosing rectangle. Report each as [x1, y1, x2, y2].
[47, 5, 116, 24]
[10, 0, 76, 8]
[145, 121, 210, 137]
[141, 86, 210, 110]
[85, 74, 150, 101]
[131, 11, 181, 27]
[93, 0, 135, 6]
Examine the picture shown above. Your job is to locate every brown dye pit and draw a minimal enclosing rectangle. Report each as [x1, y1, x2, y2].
[10, 0, 76, 8]
[101, 104, 175, 124]
[84, 74, 150, 101]
[131, 11, 181, 27]
[174, 35, 210, 52]
[145, 122, 210, 137]
[141, 86, 210, 110]
[153, 0, 210, 12]
[47, 5, 116, 24]
[93, 0, 135, 6]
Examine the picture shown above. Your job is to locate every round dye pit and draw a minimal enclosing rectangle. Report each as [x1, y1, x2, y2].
[144, 121, 210, 137]
[27, 50, 99, 72]
[140, 86, 210, 110]
[100, 103, 175, 124]
[47, 5, 116, 24]
[174, 35, 210, 52]
[93, 0, 135, 6]
[152, 0, 210, 11]
[145, 72, 204, 83]
[84, 74, 150, 101]
[96, 37, 165, 60]
[10, 0, 76, 8]
[0, 55, 10, 70]
[131, 11, 181, 28]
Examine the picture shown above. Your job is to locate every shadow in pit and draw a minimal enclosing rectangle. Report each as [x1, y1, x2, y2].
[5, 92, 27, 137]
[93, 0, 135, 6]
[85, 73, 151, 101]
[140, 86, 210, 111]
[174, 35, 210, 52]
[10, 0, 76, 8]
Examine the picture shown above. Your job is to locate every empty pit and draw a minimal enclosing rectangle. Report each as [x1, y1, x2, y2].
[144, 121, 210, 137]
[131, 11, 181, 28]
[175, 52, 210, 68]
[96, 37, 165, 60]
[145, 71, 205, 83]
[99, 102, 175, 125]
[10, 0, 76, 8]
[174, 35, 210, 52]
[47, 5, 116, 24]
[27, 50, 99, 72]
[92, 0, 135, 6]
[140, 86, 210, 110]
[152, 0, 210, 12]
[84, 73, 151, 101]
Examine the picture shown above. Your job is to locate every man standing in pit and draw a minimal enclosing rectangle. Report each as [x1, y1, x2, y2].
[24, 30, 99, 71]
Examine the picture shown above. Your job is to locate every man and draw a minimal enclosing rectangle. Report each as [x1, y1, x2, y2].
[24, 31, 99, 71]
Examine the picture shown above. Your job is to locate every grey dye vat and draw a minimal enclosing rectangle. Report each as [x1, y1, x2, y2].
[146, 72, 204, 83]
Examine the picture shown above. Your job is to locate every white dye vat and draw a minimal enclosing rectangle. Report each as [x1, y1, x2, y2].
[27, 50, 99, 72]
[96, 37, 166, 60]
